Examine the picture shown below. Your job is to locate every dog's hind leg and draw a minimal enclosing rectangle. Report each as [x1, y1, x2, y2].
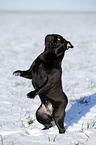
[36, 103, 53, 130]
[53, 102, 66, 134]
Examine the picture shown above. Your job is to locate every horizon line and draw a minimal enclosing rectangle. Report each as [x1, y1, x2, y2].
[0, 10, 96, 13]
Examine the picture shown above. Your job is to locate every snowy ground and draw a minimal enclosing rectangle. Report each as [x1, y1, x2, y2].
[0, 12, 96, 145]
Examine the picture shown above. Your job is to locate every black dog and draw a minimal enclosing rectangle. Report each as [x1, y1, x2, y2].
[13, 34, 74, 133]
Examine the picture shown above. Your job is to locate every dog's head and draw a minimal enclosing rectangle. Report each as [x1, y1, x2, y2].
[45, 34, 74, 61]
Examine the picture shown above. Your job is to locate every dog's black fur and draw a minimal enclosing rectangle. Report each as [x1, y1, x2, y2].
[13, 34, 74, 133]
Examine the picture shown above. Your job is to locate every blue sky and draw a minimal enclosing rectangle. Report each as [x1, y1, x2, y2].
[0, 0, 96, 11]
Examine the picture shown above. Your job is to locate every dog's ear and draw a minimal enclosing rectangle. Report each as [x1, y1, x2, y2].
[66, 41, 74, 49]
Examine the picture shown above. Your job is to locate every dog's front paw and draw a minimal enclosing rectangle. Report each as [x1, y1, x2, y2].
[27, 91, 36, 99]
[13, 70, 22, 76]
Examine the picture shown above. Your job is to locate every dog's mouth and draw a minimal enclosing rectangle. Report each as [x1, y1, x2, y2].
[66, 42, 74, 50]
[71, 44, 74, 48]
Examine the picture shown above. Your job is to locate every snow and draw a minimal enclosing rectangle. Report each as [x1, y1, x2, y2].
[0, 12, 96, 145]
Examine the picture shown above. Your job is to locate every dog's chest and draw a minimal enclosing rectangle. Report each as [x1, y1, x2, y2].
[32, 63, 47, 88]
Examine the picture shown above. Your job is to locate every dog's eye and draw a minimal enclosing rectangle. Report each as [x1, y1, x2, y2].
[57, 38, 61, 41]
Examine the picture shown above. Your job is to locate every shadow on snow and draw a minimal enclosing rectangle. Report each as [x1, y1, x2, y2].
[65, 93, 96, 129]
